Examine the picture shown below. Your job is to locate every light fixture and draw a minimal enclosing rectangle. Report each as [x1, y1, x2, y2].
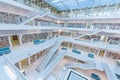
[57, 20, 60, 24]
[51, 0, 60, 3]
[58, 29, 62, 32]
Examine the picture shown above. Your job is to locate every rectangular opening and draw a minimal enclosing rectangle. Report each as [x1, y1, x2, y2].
[65, 69, 89, 80]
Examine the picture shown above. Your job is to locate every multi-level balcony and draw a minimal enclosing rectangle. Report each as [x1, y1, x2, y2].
[0, 0, 120, 80]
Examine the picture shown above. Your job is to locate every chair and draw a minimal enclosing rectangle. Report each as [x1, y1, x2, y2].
[88, 53, 94, 58]
[0, 47, 11, 55]
[33, 40, 45, 45]
[91, 73, 101, 80]
[62, 47, 67, 50]
[72, 49, 81, 54]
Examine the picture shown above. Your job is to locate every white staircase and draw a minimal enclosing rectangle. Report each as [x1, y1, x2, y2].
[64, 62, 96, 69]
[95, 61, 104, 71]
[36, 39, 62, 73]
[64, 60, 105, 71]
[103, 62, 118, 80]
[75, 30, 102, 40]
[19, 11, 50, 25]
[36, 50, 66, 80]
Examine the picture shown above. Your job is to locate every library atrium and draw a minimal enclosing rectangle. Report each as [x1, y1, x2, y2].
[0, 0, 120, 80]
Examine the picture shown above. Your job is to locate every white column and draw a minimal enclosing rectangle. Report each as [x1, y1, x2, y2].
[18, 62, 22, 70]
[71, 32, 73, 37]
[33, 20, 35, 26]
[68, 42, 69, 48]
[106, 24, 110, 30]
[97, 49, 100, 56]
[91, 24, 93, 30]
[8, 36, 12, 49]
[64, 22, 66, 28]
[58, 30, 61, 37]
[63, 22, 66, 27]
[34, 54, 37, 61]
[28, 57, 31, 65]
[105, 36, 108, 43]
[65, 21, 68, 28]
[47, 35, 49, 40]
[104, 51, 107, 58]
[104, 48, 108, 58]
[101, 35, 108, 43]
[71, 43, 73, 49]
[18, 34, 23, 45]
[86, 23, 88, 29]
[74, 32, 76, 38]
[51, 32, 52, 37]
[51, 32, 53, 38]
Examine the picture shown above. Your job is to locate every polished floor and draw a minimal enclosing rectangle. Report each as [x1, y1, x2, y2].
[5, 38, 117, 80]
[23, 48, 115, 80]
[52, 58, 108, 80]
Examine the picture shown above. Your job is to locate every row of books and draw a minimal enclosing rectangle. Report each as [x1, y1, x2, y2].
[0, 36, 9, 48]
[92, 23, 120, 30]
[64, 56, 85, 63]
[22, 32, 49, 43]
[73, 44, 98, 54]
[61, 42, 97, 54]
[0, 11, 27, 24]
[36, 19, 64, 27]
[60, 32, 71, 37]
[67, 23, 86, 28]
[107, 51, 120, 59]
[30, 48, 49, 64]
[62, 39, 120, 60]
[61, 39, 120, 60]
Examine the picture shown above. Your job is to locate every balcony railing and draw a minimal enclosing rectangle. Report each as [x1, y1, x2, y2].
[3, 54, 28, 80]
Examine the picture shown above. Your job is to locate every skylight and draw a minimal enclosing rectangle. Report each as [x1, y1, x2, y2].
[44, 0, 120, 11]
[51, 0, 86, 3]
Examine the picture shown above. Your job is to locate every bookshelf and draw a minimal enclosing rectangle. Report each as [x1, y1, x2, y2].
[80, 35, 101, 42]
[106, 51, 120, 59]
[35, 19, 64, 27]
[92, 23, 120, 30]
[92, 23, 107, 29]
[62, 41, 120, 60]
[22, 32, 49, 43]
[64, 56, 85, 64]
[52, 32, 59, 37]
[61, 42, 69, 47]
[73, 44, 98, 54]
[60, 32, 71, 37]
[0, 36, 10, 48]
[67, 23, 86, 28]
[108, 37, 120, 45]
[74, 32, 82, 37]
[0, 11, 27, 24]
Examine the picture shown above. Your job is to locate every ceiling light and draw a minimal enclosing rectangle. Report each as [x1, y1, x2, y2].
[51, 0, 60, 3]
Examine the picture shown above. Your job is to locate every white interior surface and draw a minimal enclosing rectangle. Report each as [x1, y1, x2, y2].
[64, 69, 88, 80]
[23, 48, 115, 80]
[6, 36, 120, 64]
[0, 56, 18, 80]
[2, 36, 118, 80]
